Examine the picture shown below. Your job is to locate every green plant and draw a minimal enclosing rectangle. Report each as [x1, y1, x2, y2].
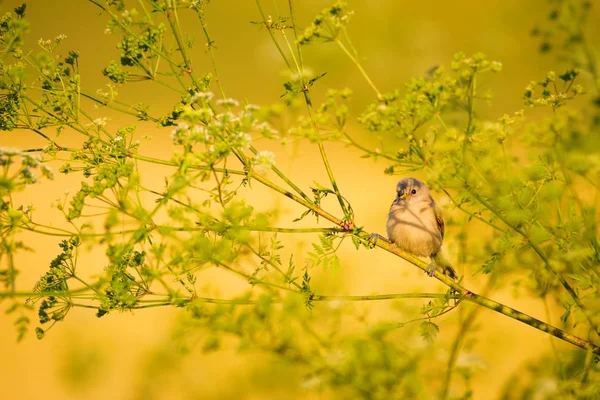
[1, 0, 599, 398]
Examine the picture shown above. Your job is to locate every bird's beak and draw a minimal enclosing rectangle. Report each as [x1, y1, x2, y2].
[399, 193, 408, 200]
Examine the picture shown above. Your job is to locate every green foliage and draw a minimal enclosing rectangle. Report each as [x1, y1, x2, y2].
[0, 0, 599, 398]
[297, 1, 353, 45]
[420, 320, 440, 343]
[501, 351, 600, 399]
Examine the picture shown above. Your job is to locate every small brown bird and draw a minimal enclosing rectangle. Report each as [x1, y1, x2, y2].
[386, 178, 457, 279]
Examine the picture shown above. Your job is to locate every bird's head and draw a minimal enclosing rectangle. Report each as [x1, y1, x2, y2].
[394, 178, 431, 205]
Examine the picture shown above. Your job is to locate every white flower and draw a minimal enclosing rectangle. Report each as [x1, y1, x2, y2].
[324, 349, 347, 367]
[244, 104, 260, 112]
[41, 165, 54, 179]
[216, 112, 239, 124]
[190, 91, 214, 104]
[253, 150, 276, 173]
[190, 125, 210, 143]
[22, 153, 42, 167]
[534, 378, 558, 398]
[455, 352, 486, 375]
[216, 98, 240, 108]
[0, 147, 23, 156]
[255, 121, 279, 138]
[88, 117, 108, 128]
[21, 203, 34, 213]
[301, 375, 322, 390]
[235, 132, 252, 149]
[171, 123, 190, 145]
[37, 38, 52, 48]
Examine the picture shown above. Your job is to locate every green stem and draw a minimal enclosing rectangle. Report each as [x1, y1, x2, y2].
[544, 296, 566, 381]
[246, 244, 302, 290]
[166, 0, 200, 88]
[195, 8, 227, 99]
[441, 276, 497, 399]
[463, 289, 598, 354]
[216, 261, 293, 293]
[335, 38, 382, 100]
[312, 293, 452, 302]
[132, 154, 246, 175]
[351, 233, 599, 354]
[87, 0, 180, 66]
[462, 74, 476, 158]
[467, 187, 600, 336]
[163, 225, 343, 234]
[440, 187, 506, 233]
[342, 131, 397, 162]
[0, 285, 101, 298]
[285, 0, 349, 218]
[254, 0, 291, 69]
[251, 173, 344, 226]
[248, 146, 313, 203]
[80, 92, 160, 122]
[193, 5, 311, 203]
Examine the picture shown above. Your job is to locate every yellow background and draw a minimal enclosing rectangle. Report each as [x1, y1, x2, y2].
[1, 0, 599, 398]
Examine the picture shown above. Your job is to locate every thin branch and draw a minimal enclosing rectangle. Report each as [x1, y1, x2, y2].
[467, 187, 600, 336]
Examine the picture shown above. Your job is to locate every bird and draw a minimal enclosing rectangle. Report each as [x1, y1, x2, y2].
[385, 177, 457, 279]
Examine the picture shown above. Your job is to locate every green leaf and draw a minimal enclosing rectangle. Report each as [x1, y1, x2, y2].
[35, 327, 45, 340]
[307, 72, 327, 88]
[420, 321, 439, 342]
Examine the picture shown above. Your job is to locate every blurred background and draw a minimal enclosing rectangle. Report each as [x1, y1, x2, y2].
[1, 0, 599, 398]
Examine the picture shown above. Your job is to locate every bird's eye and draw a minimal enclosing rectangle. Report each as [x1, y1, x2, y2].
[411, 189, 417, 195]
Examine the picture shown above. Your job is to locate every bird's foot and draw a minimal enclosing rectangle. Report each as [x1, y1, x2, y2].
[443, 266, 459, 281]
[367, 233, 386, 249]
[426, 263, 437, 277]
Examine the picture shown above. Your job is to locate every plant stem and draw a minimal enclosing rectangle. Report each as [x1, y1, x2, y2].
[467, 187, 600, 336]
[285, 0, 350, 219]
[440, 187, 506, 233]
[463, 74, 476, 158]
[163, 225, 343, 234]
[342, 131, 397, 162]
[166, 0, 200, 88]
[254, 0, 292, 69]
[335, 38, 382, 100]
[248, 146, 313, 203]
[440, 276, 497, 399]
[312, 293, 452, 302]
[194, 8, 227, 99]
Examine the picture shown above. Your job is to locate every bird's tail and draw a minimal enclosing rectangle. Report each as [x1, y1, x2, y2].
[432, 251, 458, 280]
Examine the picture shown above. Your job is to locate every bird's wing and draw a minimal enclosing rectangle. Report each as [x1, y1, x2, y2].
[433, 202, 445, 239]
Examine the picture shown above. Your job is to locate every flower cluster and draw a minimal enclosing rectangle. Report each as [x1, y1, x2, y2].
[0, 148, 54, 194]
[524, 69, 583, 109]
[168, 93, 279, 172]
[297, 1, 354, 45]
[252, 151, 276, 174]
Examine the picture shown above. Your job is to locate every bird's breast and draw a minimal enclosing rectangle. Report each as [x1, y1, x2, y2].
[386, 202, 442, 257]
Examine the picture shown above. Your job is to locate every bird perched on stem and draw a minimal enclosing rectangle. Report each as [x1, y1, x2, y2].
[383, 177, 457, 279]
